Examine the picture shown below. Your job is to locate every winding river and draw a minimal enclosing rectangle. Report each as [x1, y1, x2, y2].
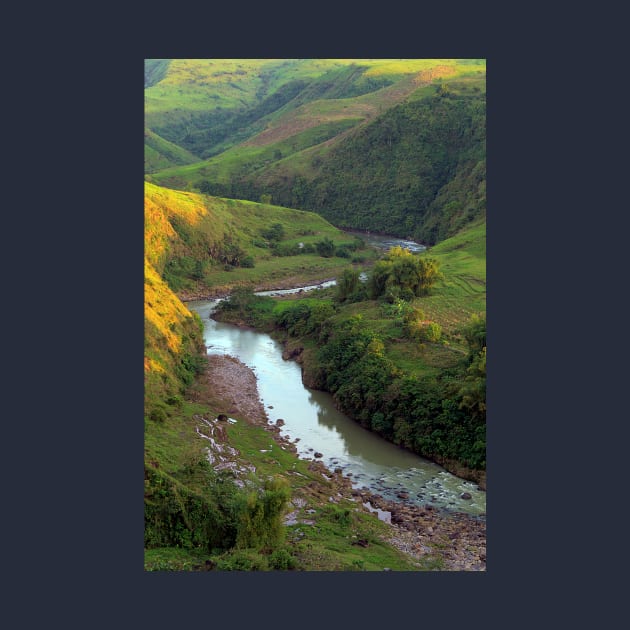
[186, 232, 485, 517]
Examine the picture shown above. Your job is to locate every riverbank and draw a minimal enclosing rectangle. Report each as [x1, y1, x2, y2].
[189, 353, 485, 571]
[177, 277, 338, 302]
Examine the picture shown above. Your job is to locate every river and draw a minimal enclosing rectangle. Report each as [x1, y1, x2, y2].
[187, 293, 486, 517]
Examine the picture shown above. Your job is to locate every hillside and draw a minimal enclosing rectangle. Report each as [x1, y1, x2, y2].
[145, 59, 485, 243]
[144, 128, 200, 172]
[144, 183, 487, 571]
[144, 180, 379, 298]
[143, 60, 486, 571]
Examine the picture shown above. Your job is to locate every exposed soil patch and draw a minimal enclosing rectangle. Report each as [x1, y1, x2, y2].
[189, 354, 269, 426]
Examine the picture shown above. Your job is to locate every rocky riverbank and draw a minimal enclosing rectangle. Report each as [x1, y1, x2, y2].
[188, 353, 486, 571]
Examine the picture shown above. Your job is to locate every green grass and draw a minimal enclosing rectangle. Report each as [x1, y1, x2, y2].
[149, 117, 362, 188]
[145, 59, 485, 189]
[145, 180, 379, 296]
[145, 377, 436, 571]
[144, 128, 199, 173]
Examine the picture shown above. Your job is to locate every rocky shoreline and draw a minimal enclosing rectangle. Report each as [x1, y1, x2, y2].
[190, 353, 486, 571]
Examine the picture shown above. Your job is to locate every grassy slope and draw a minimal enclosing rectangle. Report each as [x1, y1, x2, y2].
[146, 59, 485, 189]
[144, 181, 378, 297]
[144, 128, 200, 172]
[144, 181, 439, 571]
[280, 219, 486, 380]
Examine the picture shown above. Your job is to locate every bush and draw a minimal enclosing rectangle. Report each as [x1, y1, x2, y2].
[315, 238, 335, 257]
[236, 477, 290, 550]
[261, 223, 285, 242]
[269, 548, 297, 570]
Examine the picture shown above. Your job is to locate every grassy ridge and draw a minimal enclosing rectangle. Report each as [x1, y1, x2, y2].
[144, 181, 378, 296]
[146, 61, 485, 244]
[144, 128, 200, 172]
[144, 58, 485, 166]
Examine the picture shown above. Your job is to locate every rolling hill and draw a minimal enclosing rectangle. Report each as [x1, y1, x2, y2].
[145, 58, 485, 244]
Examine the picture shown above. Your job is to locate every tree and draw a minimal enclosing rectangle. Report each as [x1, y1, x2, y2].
[368, 247, 440, 300]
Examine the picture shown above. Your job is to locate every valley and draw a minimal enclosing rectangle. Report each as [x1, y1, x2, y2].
[144, 58, 486, 571]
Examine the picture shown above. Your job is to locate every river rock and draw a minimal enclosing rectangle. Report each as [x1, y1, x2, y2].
[314, 452, 323, 458]
[217, 414, 228, 422]
[276, 419, 285, 426]
[460, 492, 472, 500]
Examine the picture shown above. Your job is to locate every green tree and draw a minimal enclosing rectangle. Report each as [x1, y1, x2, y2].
[236, 477, 290, 549]
[368, 247, 440, 300]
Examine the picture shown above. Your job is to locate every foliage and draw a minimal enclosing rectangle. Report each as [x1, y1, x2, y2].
[335, 268, 366, 303]
[315, 237, 335, 258]
[144, 463, 243, 551]
[261, 222, 286, 242]
[368, 246, 440, 301]
[462, 313, 486, 359]
[235, 477, 290, 550]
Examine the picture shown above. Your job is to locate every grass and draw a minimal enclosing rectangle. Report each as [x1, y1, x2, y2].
[145, 180, 379, 296]
[145, 369, 437, 571]
[144, 128, 199, 173]
[145, 59, 486, 190]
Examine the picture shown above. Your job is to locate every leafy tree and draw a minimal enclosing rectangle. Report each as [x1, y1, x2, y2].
[236, 477, 290, 549]
[459, 346, 486, 420]
[368, 247, 440, 300]
[462, 313, 486, 358]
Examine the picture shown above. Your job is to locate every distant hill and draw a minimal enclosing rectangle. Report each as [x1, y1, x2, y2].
[144, 128, 200, 172]
[145, 59, 485, 245]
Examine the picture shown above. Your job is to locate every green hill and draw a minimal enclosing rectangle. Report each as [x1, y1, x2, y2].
[144, 128, 200, 172]
[146, 59, 485, 244]
[143, 181, 446, 572]
[143, 60, 486, 571]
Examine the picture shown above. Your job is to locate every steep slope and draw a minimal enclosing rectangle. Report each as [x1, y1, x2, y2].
[144, 58, 484, 164]
[144, 128, 200, 172]
[146, 61, 485, 244]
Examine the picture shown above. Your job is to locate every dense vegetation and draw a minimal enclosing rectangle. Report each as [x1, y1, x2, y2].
[213, 223, 486, 480]
[144, 59, 486, 570]
[146, 59, 485, 244]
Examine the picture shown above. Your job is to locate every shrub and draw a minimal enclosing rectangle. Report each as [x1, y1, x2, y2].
[269, 548, 297, 570]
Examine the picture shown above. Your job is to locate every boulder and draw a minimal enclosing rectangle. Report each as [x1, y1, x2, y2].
[460, 492, 472, 500]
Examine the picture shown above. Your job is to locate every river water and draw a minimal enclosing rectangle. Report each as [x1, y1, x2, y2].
[187, 294, 486, 517]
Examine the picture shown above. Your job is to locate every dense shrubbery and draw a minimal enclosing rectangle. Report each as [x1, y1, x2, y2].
[216, 290, 486, 472]
[145, 458, 292, 559]
[368, 246, 440, 301]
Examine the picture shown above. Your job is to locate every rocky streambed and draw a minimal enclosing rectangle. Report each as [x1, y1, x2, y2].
[188, 353, 486, 571]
